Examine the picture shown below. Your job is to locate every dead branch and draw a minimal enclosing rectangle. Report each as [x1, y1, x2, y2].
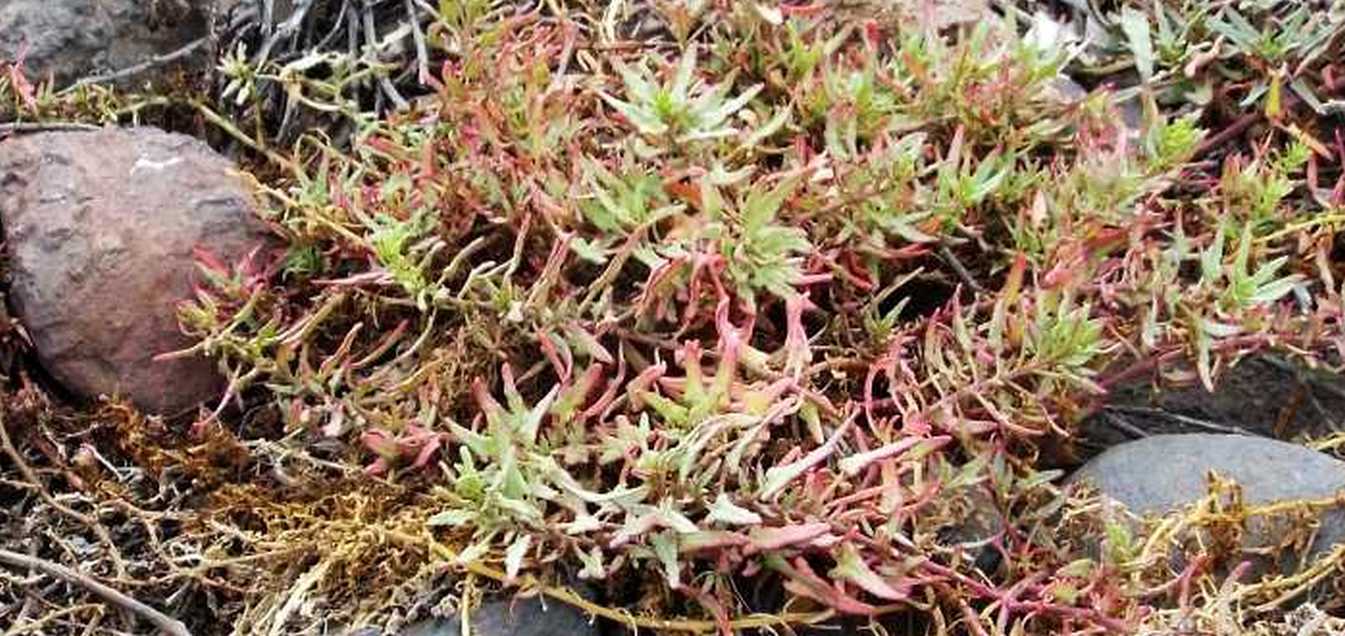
[0, 412, 128, 578]
[0, 549, 191, 636]
[67, 37, 211, 90]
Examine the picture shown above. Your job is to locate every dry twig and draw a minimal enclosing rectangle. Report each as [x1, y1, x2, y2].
[0, 412, 127, 578]
[66, 37, 211, 90]
[0, 549, 191, 636]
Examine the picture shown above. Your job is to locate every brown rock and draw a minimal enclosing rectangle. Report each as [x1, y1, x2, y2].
[0, 127, 272, 415]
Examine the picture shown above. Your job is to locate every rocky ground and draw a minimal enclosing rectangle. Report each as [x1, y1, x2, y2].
[2, 1, 1345, 635]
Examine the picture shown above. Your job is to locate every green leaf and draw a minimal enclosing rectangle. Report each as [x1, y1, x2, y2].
[670, 48, 698, 102]
[1195, 318, 1215, 392]
[601, 93, 670, 136]
[1121, 7, 1155, 83]
[427, 509, 476, 527]
[677, 127, 740, 143]
[1053, 582, 1080, 604]
[1251, 273, 1303, 305]
[1060, 558, 1094, 578]
[519, 384, 560, 444]
[701, 83, 763, 130]
[759, 419, 849, 499]
[660, 508, 699, 534]
[456, 540, 492, 566]
[504, 534, 532, 582]
[743, 177, 799, 230]
[1104, 519, 1136, 564]
[1201, 319, 1242, 338]
[706, 493, 764, 526]
[614, 60, 658, 105]
[570, 237, 610, 265]
[1290, 78, 1326, 115]
[1231, 222, 1254, 283]
[830, 543, 907, 601]
[700, 180, 727, 219]
[1199, 224, 1226, 285]
[708, 162, 754, 186]
[744, 107, 790, 148]
[651, 531, 682, 588]
[875, 210, 939, 244]
[839, 437, 939, 476]
[577, 546, 606, 579]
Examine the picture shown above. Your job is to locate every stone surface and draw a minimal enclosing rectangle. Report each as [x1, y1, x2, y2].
[1068, 434, 1345, 572]
[1079, 355, 1345, 459]
[0, 127, 272, 414]
[397, 598, 600, 636]
[0, 0, 211, 88]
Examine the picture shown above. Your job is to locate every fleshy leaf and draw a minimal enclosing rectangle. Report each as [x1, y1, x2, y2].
[504, 534, 532, 583]
[705, 493, 763, 526]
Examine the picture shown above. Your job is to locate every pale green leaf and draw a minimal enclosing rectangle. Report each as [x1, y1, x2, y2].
[1121, 8, 1155, 82]
[671, 48, 697, 102]
[577, 546, 606, 579]
[504, 534, 531, 582]
[427, 509, 476, 527]
[831, 543, 906, 601]
[744, 107, 790, 148]
[759, 419, 849, 500]
[706, 493, 764, 526]
[600, 93, 670, 136]
[651, 531, 681, 588]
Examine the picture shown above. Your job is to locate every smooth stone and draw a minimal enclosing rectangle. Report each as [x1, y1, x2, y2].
[1068, 434, 1345, 575]
[397, 597, 600, 636]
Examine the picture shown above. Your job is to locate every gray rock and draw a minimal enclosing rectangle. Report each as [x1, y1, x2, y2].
[0, 0, 211, 88]
[1068, 434, 1345, 572]
[398, 597, 599, 636]
[1080, 355, 1345, 458]
[0, 127, 273, 414]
